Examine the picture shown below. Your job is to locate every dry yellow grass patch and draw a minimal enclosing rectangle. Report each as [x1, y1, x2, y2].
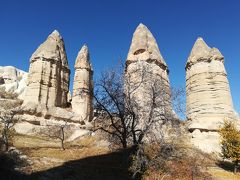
[12, 133, 110, 173]
[208, 168, 240, 180]
[27, 146, 108, 161]
[13, 134, 59, 149]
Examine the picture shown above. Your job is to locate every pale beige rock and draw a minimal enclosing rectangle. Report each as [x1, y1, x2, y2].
[186, 38, 236, 130]
[190, 129, 221, 153]
[0, 66, 28, 99]
[186, 38, 237, 153]
[14, 122, 45, 135]
[66, 129, 91, 141]
[126, 23, 167, 68]
[23, 30, 70, 108]
[72, 45, 93, 121]
[125, 23, 174, 136]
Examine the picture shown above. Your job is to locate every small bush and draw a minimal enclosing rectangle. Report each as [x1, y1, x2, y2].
[219, 120, 240, 173]
[129, 142, 213, 179]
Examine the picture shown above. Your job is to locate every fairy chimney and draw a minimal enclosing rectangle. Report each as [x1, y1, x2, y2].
[125, 23, 174, 132]
[186, 37, 236, 130]
[23, 30, 70, 108]
[72, 45, 93, 121]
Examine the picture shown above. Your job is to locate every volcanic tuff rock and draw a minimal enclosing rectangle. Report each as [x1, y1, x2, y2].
[186, 37, 236, 130]
[0, 66, 28, 99]
[23, 30, 70, 108]
[72, 45, 93, 121]
[125, 23, 175, 138]
[186, 38, 237, 153]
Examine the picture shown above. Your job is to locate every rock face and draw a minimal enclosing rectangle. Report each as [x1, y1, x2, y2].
[0, 66, 28, 99]
[125, 23, 174, 136]
[186, 38, 237, 153]
[186, 38, 236, 130]
[23, 30, 70, 108]
[72, 45, 93, 121]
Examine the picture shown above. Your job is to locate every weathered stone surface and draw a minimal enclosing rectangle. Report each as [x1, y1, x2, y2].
[21, 103, 84, 124]
[14, 121, 45, 135]
[23, 30, 70, 108]
[0, 66, 28, 99]
[186, 38, 237, 153]
[190, 129, 221, 153]
[126, 23, 167, 69]
[125, 23, 175, 136]
[72, 45, 93, 121]
[186, 38, 236, 130]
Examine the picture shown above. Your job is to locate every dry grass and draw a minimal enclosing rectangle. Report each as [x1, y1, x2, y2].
[13, 134, 59, 149]
[10, 133, 240, 180]
[12, 133, 109, 173]
[208, 167, 240, 180]
[140, 144, 214, 180]
[27, 146, 108, 161]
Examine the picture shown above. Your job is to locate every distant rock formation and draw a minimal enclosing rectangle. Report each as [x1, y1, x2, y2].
[125, 23, 174, 137]
[23, 30, 70, 108]
[186, 37, 237, 153]
[72, 45, 93, 121]
[0, 66, 28, 99]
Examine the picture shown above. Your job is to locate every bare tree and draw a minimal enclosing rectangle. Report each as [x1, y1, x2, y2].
[94, 62, 179, 149]
[171, 87, 186, 120]
[42, 120, 69, 150]
[0, 99, 22, 151]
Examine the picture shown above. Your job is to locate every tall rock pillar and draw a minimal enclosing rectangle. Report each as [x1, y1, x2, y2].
[186, 37, 237, 152]
[125, 23, 174, 135]
[23, 30, 70, 108]
[72, 45, 93, 121]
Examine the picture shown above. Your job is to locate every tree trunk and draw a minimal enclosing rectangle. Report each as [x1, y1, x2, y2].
[3, 129, 8, 151]
[61, 139, 65, 150]
[122, 142, 127, 149]
[60, 127, 65, 150]
[234, 161, 238, 174]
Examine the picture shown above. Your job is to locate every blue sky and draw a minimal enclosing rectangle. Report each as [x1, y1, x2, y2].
[0, 0, 240, 113]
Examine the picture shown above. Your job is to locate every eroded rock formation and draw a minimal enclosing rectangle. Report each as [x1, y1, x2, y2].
[186, 37, 236, 130]
[186, 37, 237, 153]
[72, 45, 93, 121]
[23, 30, 70, 108]
[125, 23, 174, 137]
[0, 66, 28, 99]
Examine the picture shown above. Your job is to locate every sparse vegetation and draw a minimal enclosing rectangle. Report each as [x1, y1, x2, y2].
[40, 120, 69, 150]
[219, 120, 240, 173]
[0, 97, 22, 151]
[128, 132, 215, 180]
[94, 64, 180, 149]
[0, 86, 18, 100]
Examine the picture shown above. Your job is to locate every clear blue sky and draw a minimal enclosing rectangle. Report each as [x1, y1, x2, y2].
[0, 0, 240, 113]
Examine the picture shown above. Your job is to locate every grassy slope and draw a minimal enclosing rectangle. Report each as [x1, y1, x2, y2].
[7, 134, 240, 180]
[11, 134, 131, 180]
